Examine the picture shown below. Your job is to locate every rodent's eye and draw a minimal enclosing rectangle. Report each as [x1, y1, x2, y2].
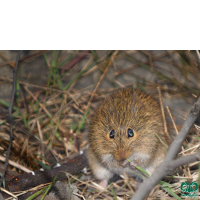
[109, 130, 115, 139]
[128, 128, 134, 137]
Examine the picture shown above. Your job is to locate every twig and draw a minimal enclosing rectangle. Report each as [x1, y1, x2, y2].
[0, 76, 69, 94]
[0, 155, 31, 173]
[166, 106, 179, 135]
[24, 86, 51, 117]
[37, 120, 45, 163]
[157, 87, 171, 142]
[61, 50, 90, 72]
[131, 95, 200, 200]
[86, 50, 118, 109]
[3, 183, 50, 200]
[0, 187, 18, 199]
[165, 97, 200, 160]
[166, 106, 192, 177]
[0, 50, 23, 188]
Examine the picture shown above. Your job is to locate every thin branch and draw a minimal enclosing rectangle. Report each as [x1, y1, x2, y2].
[157, 87, 171, 142]
[86, 50, 118, 110]
[0, 155, 31, 173]
[0, 50, 23, 187]
[61, 50, 90, 72]
[169, 152, 200, 170]
[165, 98, 200, 161]
[131, 95, 200, 200]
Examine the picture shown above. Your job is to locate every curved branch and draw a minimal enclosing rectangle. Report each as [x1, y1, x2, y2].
[0, 51, 23, 187]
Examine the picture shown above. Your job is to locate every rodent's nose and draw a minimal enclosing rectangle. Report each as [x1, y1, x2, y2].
[115, 150, 127, 161]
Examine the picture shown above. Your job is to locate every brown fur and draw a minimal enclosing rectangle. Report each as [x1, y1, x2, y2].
[88, 88, 170, 182]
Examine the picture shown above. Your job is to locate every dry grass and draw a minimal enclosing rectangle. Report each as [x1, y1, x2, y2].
[0, 50, 200, 199]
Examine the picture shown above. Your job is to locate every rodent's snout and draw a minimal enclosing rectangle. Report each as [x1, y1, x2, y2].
[114, 149, 130, 162]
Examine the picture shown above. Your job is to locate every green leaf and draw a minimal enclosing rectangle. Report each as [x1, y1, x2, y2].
[135, 166, 149, 177]
[59, 51, 78, 67]
[194, 134, 200, 140]
[159, 180, 172, 187]
[126, 159, 149, 177]
[0, 120, 6, 125]
[41, 177, 57, 200]
[79, 106, 90, 131]
[0, 99, 18, 110]
[51, 50, 57, 67]
[36, 160, 51, 170]
[25, 188, 46, 200]
[161, 185, 182, 200]
[154, 132, 168, 149]
[70, 121, 79, 132]
[110, 186, 118, 200]
[43, 52, 49, 65]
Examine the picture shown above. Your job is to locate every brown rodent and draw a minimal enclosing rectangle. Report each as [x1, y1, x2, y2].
[87, 88, 170, 186]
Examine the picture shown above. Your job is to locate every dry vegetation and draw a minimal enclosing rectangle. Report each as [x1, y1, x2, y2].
[0, 50, 200, 199]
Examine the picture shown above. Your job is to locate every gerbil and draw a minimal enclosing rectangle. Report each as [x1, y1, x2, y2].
[87, 88, 170, 187]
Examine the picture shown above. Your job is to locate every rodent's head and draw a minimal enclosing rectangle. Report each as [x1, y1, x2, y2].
[89, 89, 165, 166]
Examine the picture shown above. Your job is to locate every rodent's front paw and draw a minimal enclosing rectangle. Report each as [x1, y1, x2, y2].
[119, 159, 129, 167]
[129, 161, 137, 169]
[121, 159, 137, 169]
